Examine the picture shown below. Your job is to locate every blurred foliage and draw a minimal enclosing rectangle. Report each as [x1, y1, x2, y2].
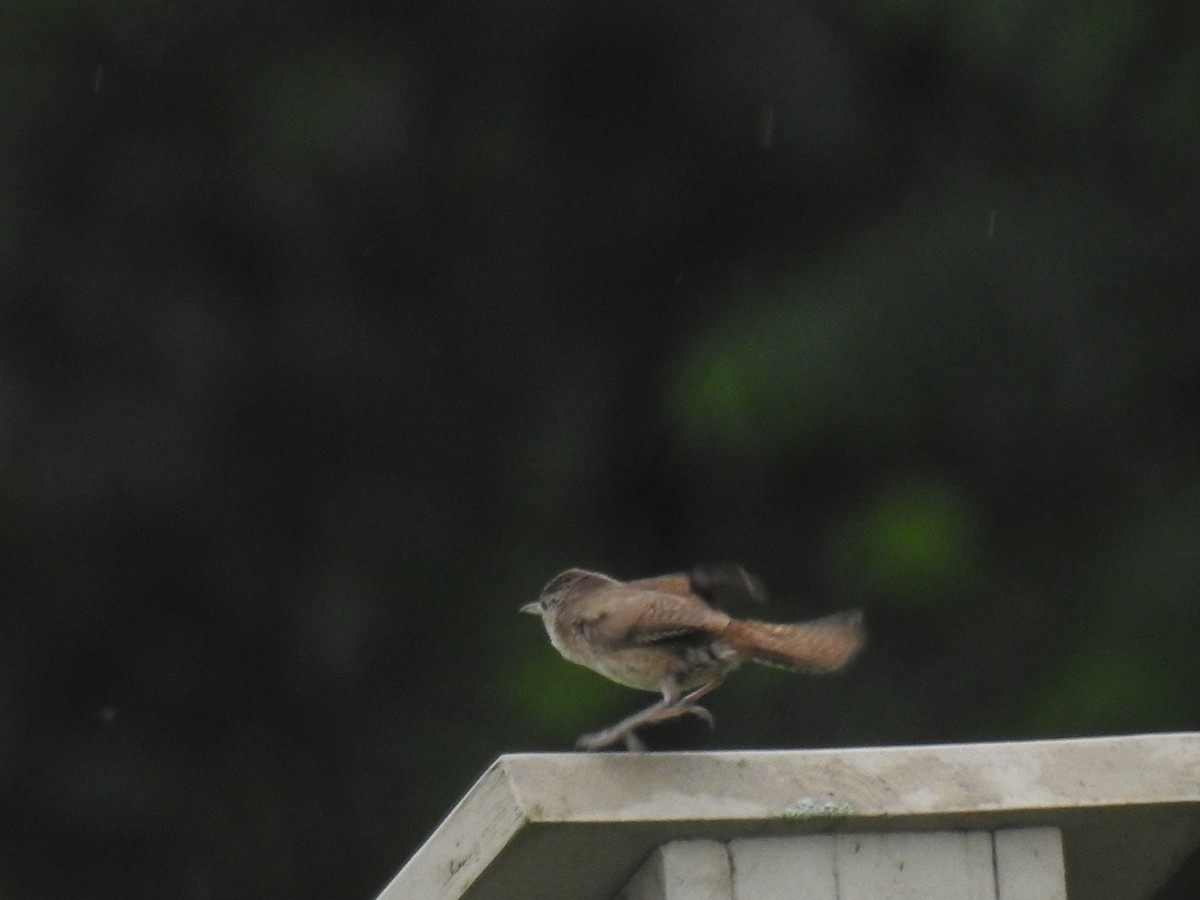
[2, 0, 1199, 897]
[835, 477, 981, 601]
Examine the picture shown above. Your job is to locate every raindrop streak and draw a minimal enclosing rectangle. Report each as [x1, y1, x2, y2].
[92, 64, 105, 93]
[759, 103, 775, 151]
[986, 209, 997, 240]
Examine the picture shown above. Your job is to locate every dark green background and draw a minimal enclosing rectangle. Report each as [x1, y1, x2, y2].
[3, 1, 1199, 897]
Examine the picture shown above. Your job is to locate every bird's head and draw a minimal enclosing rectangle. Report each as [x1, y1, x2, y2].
[520, 568, 612, 617]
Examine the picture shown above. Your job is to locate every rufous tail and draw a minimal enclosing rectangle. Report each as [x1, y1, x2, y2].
[722, 611, 865, 673]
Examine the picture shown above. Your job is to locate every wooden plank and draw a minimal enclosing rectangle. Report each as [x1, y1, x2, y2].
[380, 733, 1200, 900]
[994, 828, 1066, 900]
[375, 759, 527, 900]
[834, 831, 995, 900]
[618, 840, 732, 900]
[729, 835, 838, 899]
[638, 829, 1064, 899]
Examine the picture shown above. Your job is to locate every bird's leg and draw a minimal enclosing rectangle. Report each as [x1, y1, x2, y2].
[575, 678, 726, 752]
[668, 677, 725, 730]
[576, 696, 671, 751]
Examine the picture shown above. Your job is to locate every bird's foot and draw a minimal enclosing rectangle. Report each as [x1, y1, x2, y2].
[574, 700, 715, 751]
[576, 724, 644, 752]
[673, 702, 715, 730]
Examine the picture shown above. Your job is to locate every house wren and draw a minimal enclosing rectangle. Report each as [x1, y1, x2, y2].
[521, 564, 864, 751]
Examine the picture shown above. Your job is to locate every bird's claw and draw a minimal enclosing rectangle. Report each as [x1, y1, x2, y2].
[576, 726, 641, 752]
[676, 703, 715, 730]
[575, 731, 606, 751]
[574, 701, 715, 751]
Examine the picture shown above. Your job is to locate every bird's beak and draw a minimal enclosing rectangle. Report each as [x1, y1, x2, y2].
[519, 601, 542, 616]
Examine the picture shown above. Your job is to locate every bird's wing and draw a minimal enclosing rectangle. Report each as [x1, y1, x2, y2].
[629, 563, 767, 609]
[624, 572, 692, 597]
[575, 586, 730, 648]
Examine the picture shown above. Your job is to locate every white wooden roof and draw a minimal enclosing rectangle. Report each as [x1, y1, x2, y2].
[379, 733, 1200, 900]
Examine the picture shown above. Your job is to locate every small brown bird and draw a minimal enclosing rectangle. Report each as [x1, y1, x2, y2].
[521, 564, 864, 751]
